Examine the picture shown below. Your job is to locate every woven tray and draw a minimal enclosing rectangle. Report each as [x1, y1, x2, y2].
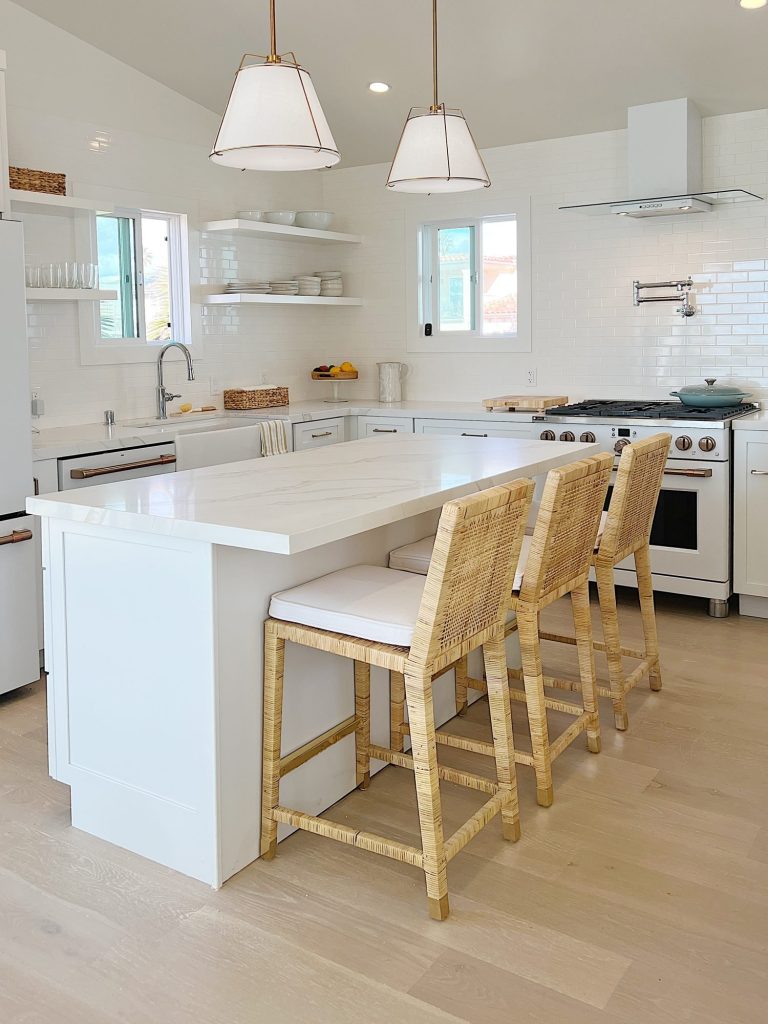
[9, 167, 66, 195]
[483, 395, 567, 412]
[223, 386, 289, 410]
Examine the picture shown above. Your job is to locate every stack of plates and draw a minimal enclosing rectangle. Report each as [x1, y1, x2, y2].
[297, 275, 321, 296]
[225, 280, 271, 293]
[316, 271, 343, 297]
[269, 280, 299, 296]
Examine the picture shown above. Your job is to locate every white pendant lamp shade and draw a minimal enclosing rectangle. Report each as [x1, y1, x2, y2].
[211, 60, 340, 171]
[386, 107, 490, 193]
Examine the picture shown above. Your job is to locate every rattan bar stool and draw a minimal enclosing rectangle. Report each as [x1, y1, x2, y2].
[389, 453, 614, 807]
[539, 433, 671, 731]
[261, 479, 534, 920]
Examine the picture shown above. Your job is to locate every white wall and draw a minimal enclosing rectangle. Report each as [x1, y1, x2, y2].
[2, 0, 327, 426]
[319, 110, 768, 404]
[5, 0, 768, 425]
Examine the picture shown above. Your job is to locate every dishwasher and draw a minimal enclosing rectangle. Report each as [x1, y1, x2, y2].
[57, 443, 177, 490]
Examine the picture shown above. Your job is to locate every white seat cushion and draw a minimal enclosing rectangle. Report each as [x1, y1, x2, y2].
[388, 535, 435, 574]
[269, 564, 426, 646]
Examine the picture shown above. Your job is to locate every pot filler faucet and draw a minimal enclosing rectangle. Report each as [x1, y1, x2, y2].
[156, 341, 195, 419]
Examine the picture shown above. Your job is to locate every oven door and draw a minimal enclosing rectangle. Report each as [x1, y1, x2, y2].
[613, 459, 729, 584]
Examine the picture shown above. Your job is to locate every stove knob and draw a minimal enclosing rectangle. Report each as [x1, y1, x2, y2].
[580, 431, 596, 443]
[614, 438, 631, 455]
[699, 436, 716, 453]
[540, 430, 556, 441]
[560, 431, 576, 442]
[675, 435, 693, 451]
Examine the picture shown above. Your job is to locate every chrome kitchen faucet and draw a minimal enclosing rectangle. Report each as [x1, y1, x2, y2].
[156, 341, 195, 419]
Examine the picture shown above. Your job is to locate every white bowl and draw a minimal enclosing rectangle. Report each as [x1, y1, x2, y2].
[237, 210, 264, 221]
[264, 211, 297, 225]
[295, 211, 334, 230]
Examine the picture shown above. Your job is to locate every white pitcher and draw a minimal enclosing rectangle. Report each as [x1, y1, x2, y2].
[377, 361, 407, 404]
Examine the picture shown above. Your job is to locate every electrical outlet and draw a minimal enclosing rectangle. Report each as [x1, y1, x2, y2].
[30, 388, 45, 418]
[526, 368, 537, 387]
[31, 387, 41, 403]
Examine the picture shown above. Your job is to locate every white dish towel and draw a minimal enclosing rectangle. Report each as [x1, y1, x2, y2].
[260, 419, 289, 457]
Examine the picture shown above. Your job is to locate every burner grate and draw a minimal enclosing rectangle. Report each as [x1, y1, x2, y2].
[546, 400, 757, 421]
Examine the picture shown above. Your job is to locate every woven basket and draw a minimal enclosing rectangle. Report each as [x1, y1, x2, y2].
[9, 167, 67, 196]
[224, 386, 289, 410]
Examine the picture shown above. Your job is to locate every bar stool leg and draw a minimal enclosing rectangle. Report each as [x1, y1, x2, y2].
[594, 561, 629, 731]
[571, 581, 601, 753]
[483, 635, 521, 841]
[517, 608, 554, 807]
[261, 621, 285, 860]
[635, 544, 662, 692]
[455, 656, 469, 717]
[354, 661, 371, 790]
[404, 669, 449, 921]
[390, 671, 405, 752]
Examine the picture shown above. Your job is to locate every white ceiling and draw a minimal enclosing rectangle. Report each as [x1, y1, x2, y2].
[12, 0, 768, 167]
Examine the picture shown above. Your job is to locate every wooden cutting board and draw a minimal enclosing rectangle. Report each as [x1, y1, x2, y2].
[483, 395, 568, 412]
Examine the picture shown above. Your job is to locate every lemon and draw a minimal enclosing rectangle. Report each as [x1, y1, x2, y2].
[329, 366, 342, 377]
[340, 361, 354, 372]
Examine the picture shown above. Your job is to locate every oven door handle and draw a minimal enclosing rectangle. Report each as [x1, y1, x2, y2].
[70, 454, 176, 479]
[751, 469, 768, 476]
[662, 467, 713, 478]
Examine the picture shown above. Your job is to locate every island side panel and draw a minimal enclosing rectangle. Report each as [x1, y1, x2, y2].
[44, 517, 221, 885]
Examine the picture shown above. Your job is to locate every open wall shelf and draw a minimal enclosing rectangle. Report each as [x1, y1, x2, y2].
[200, 219, 361, 245]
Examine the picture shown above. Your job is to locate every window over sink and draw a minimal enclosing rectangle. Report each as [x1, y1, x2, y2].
[77, 204, 193, 366]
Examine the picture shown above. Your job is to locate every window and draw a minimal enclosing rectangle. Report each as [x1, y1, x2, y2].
[410, 207, 531, 354]
[94, 208, 187, 346]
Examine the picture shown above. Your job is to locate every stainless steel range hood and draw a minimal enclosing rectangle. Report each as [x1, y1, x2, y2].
[559, 99, 763, 217]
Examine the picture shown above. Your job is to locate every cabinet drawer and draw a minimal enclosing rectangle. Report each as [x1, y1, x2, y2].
[292, 418, 346, 451]
[414, 418, 533, 439]
[358, 416, 414, 437]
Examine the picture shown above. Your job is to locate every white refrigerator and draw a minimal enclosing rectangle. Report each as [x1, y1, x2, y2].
[0, 216, 39, 694]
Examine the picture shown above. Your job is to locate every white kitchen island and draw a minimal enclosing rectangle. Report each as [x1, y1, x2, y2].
[28, 434, 599, 887]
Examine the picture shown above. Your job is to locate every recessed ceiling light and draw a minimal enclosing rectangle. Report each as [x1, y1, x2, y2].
[739, 0, 767, 9]
[369, 82, 390, 93]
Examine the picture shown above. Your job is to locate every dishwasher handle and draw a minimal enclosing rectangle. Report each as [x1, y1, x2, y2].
[0, 529, 33, 546]
[70, 454, 177, 479]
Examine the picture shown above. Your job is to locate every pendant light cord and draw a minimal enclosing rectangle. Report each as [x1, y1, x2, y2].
[431, 0, 440, 111]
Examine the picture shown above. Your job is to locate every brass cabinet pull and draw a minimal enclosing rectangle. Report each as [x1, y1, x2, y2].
[751, 469, 768, 476]
[461, 432, 488, 437]
[310, 431, 333, 439]
[70, 454, 176, 479]
[0, 529, 33, 546]
[372, 428, 397, 433]
[662, 467, 713, 478]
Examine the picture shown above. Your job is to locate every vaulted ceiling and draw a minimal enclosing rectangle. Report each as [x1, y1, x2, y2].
[13, 0, 768, 167]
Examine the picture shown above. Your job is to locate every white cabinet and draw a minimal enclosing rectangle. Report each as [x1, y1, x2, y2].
[734, 429, 768, 617]
[414, 417, 533, 439]
[292, 418, 346, 451]
[0, 516, 39, 693]
[358, 415, 414, 437]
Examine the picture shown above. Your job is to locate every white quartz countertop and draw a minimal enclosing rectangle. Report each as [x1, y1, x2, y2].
[27, 435, 599, 554]
[732, 410, 768, 430]
[31, 400, 538, 462]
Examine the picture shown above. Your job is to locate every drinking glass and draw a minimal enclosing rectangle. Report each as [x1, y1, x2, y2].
[42, 263, 61, 288]
[79, 262, 97, 289]
[63, 261, 80, 289]
[25, 265, 41, 288]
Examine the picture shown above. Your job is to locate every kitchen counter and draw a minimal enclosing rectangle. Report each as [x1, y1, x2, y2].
[29, 434, 586, 554]
[31, 400, 535, 461]
[732, 410, 768, 430]
[32, 435, 597, 888]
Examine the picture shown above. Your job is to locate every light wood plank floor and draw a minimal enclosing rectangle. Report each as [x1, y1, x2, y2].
[1, 592, 767, 1023]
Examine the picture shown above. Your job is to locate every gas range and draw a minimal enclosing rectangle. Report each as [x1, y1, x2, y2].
[537, 399, 758, 461]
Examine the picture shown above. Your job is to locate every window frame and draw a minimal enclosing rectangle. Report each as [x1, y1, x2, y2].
[76, 199, 195, 366]
[407, 198, 531, 354]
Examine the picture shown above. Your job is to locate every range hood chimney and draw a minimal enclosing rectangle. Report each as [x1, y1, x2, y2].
[560, 98, 763, 218]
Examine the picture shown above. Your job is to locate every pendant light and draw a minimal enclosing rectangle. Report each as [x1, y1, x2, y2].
[210, 0, 340, 171]
[386, 0, 490, 193]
